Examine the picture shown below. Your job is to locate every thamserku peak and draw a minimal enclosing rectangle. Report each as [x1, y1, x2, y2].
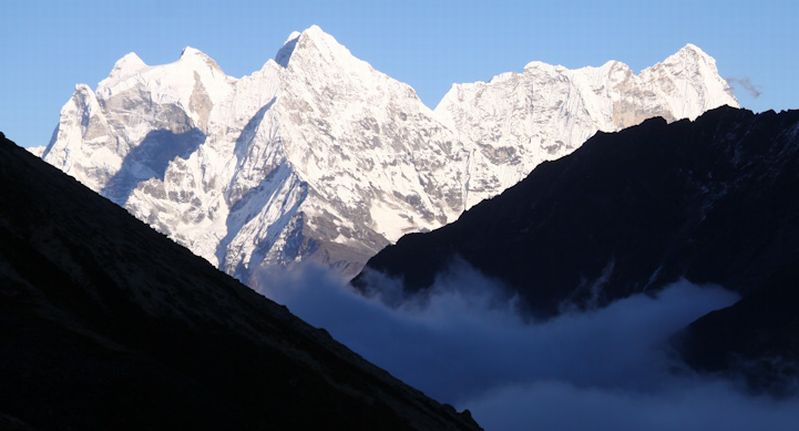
[41, 25, 739, 283]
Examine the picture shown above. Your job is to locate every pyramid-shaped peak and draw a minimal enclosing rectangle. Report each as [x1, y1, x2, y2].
[679, 43, 709, 56]
[178, 46, 223, 70]
[640, 43, 720, 77]
[104, 52, 148, 84]
[301, 24, 328, 38]
[180, 46, 211, 61]
[114, 52, 147, 70]
[275, 25, 352, 68]
[282, 24, 331, 41]
[664, 43, 716, 65]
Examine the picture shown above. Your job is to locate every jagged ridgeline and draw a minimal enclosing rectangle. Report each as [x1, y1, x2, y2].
[0, 132, 481, 430]
[41, 25, 737, 283]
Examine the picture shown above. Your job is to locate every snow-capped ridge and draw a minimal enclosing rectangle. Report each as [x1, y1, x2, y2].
[293, 24, 332, 45]
[99, 46, 228, 89]
[44, 31, 740, 283]
[523, 60, 563, 72]
[675, 43, 713, 60]
[179, 46, 224, 71]
[435, 42, 739, 207]
[275, 25, 367, 73]
[639, 44, 736, 120]
[101, 52, 148, 86]
[178, 46, 224, 74]
[275, 25, 335, 67]
[180, 46, 205, 58]
[642, 43, 720, 75]
[112, 52, 147, 71]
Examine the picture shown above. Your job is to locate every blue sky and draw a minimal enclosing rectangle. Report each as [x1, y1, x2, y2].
[1, 0, 796, 147]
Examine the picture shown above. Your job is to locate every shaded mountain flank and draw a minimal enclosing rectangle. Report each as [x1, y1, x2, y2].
[355, 106, 799, 390]
[0, 132, 480, 431]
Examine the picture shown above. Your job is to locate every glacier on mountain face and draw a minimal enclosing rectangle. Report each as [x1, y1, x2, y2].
[41, 25, 738, 283]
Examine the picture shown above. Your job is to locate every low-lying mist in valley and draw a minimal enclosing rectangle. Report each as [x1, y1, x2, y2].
[253, 263, 799, 430]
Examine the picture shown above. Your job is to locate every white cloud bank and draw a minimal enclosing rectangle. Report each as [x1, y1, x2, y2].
[253, 263, 799, 430]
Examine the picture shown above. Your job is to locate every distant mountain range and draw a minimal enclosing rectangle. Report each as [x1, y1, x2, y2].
[39, 25, 737, 282]
[355, 106, 799, 391]
[0, 132, 480, 430]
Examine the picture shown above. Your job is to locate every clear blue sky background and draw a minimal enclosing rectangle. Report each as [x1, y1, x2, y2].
[1, 0, 796, 147]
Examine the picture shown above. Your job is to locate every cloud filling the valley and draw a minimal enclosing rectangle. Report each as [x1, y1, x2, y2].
[253, 262, 799, 430]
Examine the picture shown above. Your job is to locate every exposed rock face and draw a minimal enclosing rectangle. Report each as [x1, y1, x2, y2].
[0, 132, 481, 431]
[41, 25, 738, 283]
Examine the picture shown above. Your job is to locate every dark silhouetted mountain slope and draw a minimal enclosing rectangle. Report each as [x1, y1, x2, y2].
[354, 106, 799, 389]
[356, 106, 799, 314]
[678, 263, 799, 394]
[0, 132, 480, 431]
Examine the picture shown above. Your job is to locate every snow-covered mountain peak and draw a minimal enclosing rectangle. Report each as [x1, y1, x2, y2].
[100, 52, 148, 87]
[179, 46, 224, 71]
[434, 43, 739, 207]
[274, 26, 335, 67]
[98, 47, 231, 90]
[640, 44, 737, 120]
[298, 23, 327, 39]
[645, 43, 719, 78]
[674, 43, 713, 61]
[111, 51, 147, 72]
[44, 32, 740, 283]
[91, 47, 235, 137]
[276, 25, 370, 75]
[180, 46, 205, 58]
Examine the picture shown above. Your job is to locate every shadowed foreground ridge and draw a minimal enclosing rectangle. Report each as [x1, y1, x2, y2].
[0, 132, 480, 430]
[355, 106, 799, 390]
